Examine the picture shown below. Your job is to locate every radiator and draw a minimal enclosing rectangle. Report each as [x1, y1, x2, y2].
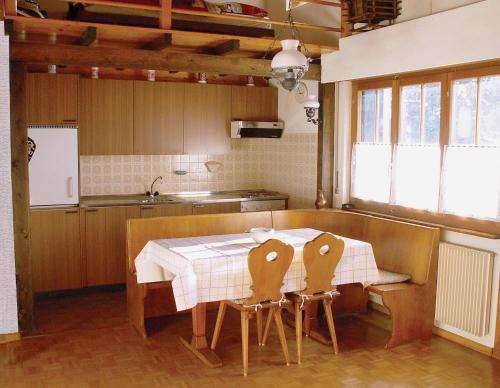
[435, 242, 494, 336]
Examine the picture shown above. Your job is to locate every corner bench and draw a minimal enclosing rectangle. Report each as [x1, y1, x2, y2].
[126, 209, 440, 348]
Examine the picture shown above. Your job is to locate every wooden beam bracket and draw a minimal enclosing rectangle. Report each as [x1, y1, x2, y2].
[142, 33, 173, 51]
[74, 27, 97, 46]
[203, 39, 240, 56]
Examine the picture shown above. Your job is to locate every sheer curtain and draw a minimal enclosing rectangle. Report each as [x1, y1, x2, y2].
[351, 143, 392, 203]
[393, 145, 441, 211]
[441, 146, 500, 220]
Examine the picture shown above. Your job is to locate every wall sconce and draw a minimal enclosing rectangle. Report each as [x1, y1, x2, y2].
[304, 95, 321, 125]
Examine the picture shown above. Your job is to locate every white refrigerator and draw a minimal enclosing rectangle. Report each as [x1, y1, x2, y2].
[28, 125, 79, 207]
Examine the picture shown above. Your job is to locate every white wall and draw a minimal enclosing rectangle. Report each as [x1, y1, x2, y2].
[321, 0, 500, 82]
[277, 80, 319, 134]
[397, 0, 483, 23]
[0, 21, 19, 335]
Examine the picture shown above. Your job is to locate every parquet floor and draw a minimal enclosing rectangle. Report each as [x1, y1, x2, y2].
[2, 287, 500, 387]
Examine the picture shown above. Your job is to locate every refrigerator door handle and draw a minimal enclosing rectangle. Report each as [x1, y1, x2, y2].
[67, 177, 73, 198]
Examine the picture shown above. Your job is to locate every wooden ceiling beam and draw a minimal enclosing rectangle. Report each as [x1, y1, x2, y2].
[74, 27, 97, 46]
[142, 33, 173, 51]
[204, 39, 240, 56]
[9, 42, 321, 80]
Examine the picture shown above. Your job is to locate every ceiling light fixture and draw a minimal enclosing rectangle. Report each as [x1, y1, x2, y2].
[264, 0, 310, 92]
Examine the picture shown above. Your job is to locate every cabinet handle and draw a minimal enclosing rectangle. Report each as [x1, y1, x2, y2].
[63, 119, 77, 123]
[65, 209, 78, 214]
[193, 204, 205, 208]
[141, 206, 154, 210]
[85, 208, 98, 213]
[67, 177, 73, 198]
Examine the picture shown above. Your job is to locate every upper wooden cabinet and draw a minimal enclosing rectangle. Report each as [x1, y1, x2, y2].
[231, 86, 278, 121]
[26, 73, 78, 124]
[183, 84, 232, 155]
[133, 81, 184, 155]
[79, 79, 134, 155]
[30, 208, 82, 292]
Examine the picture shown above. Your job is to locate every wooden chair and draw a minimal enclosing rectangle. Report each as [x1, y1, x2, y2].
[280, 233, 345, 364]
[210, 239, 294, 376]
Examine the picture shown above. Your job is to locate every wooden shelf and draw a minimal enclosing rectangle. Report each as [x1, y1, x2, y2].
[5, 16, 336, 59]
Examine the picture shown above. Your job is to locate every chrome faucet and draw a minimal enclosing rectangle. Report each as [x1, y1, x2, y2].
[147, 176, 163, 198]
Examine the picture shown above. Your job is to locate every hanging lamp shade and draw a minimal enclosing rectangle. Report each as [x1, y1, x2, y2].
[271, 39, 309, 92]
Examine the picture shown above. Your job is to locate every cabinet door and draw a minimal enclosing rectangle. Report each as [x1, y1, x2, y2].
[184, 84, 231, 154]
[26, 73, 78, 124]
[84, 206, 141, 286]
[30, 208, 82, 292]
[231, 86, 278, 121]
[192, 202, 241, 215]
[79, 79, 134, 155]
[140, 204, 192, 218]
[133, 81, 184, 155]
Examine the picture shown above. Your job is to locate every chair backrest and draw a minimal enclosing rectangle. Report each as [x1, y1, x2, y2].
[245, 239, 294, 305]
[301, 233, 345, 295]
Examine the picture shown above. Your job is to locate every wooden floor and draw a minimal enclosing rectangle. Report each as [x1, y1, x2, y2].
[2, 287, 500, 387]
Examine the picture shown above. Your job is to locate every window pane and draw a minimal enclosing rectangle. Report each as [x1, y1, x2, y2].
[441, 146, 500, 220]
[423, 83, 441, 144]
[360, 90, 376, 142]
[351, 143, 392, 203]
[400, 85, 421, 144]
[377, 88, 392, 143]
[451, 78, 477, 145]
[478, 76, 500, 146]
[393, 145, 441, 211]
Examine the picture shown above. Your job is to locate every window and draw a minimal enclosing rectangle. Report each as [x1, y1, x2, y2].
[350, 68, 500, 233]
[441, 74, 500, 220]
[352, 86, 392, 202]
[394, 82, 442, 211]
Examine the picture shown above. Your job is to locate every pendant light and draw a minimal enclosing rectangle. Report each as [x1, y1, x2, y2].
[266, 0, 310, 92]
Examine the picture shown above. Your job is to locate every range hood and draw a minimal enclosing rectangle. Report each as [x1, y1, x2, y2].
[230, 121, 284, 138]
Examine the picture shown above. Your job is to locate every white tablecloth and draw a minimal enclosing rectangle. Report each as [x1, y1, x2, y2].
[135, 228, 380, 311]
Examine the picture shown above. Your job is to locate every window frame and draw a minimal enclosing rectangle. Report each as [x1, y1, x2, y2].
[350, 66, 499, 236]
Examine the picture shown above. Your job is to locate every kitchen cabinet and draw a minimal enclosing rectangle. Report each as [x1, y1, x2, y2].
[26, 73, 79, 125]
[192, 202, 241, 215]
[231, 86, 278, 121]
[79, 79, 134, 155]
[30, 208, 82, 292]
[133, 81, 184, 155]
[183, 84, 232, 154]
[140, 204, 192, 218]
[83, 206, 141, 286]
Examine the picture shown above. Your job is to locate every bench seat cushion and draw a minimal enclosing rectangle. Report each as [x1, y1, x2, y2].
[372, 270, 411, 286]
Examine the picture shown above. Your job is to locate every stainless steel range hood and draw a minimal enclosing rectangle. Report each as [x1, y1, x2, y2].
[230, 121, 284, 139]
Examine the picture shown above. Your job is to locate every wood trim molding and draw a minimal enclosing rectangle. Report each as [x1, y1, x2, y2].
[0, 332, 21, 344]
[317, 83, 335, 206]
[10, 62, 34, 333]
[9, 42, 321, 80]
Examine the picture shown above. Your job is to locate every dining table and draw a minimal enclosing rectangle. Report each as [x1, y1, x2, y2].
[135, 228, 380, 367]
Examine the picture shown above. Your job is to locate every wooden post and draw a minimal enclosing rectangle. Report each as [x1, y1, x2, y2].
[10, 61, 34, 333]
[340, 0, 353, 37]
[317, 83, 335, 207]
[159, 0, 172, 29]
[4, 0, 18, 17]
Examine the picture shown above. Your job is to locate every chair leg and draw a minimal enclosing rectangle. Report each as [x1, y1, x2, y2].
[210, 301, 227, 350]
[241, 311, 249, 377]
[273, 307, 290, 366]
[303, 303, 311, 337]
[323, 299, 338, 355]
[262, 308, 274, 346]
[294, 302, 303, 364]
[257, 309, 263, 346]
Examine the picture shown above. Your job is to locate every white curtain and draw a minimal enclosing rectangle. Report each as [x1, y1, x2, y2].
[393, 145, 441, 211]
[351, 143, 392, 203]
[441, 146, 500, 220]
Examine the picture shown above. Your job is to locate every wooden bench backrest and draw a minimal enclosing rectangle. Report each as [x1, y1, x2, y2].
[126, 211, 273, 273]
[271, 209, 439, 286]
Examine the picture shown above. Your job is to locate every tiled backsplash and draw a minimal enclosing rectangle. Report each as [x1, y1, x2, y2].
[80, 133, 318, 209]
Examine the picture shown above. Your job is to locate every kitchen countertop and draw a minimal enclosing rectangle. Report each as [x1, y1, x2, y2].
[80, 189, 289, 208]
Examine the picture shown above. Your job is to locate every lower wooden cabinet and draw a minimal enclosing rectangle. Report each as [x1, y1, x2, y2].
[140, 203, 192, 218]
[192, 202, 241, 215]
[30, 208, 82, 292]
[83, 206, 141, 286]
